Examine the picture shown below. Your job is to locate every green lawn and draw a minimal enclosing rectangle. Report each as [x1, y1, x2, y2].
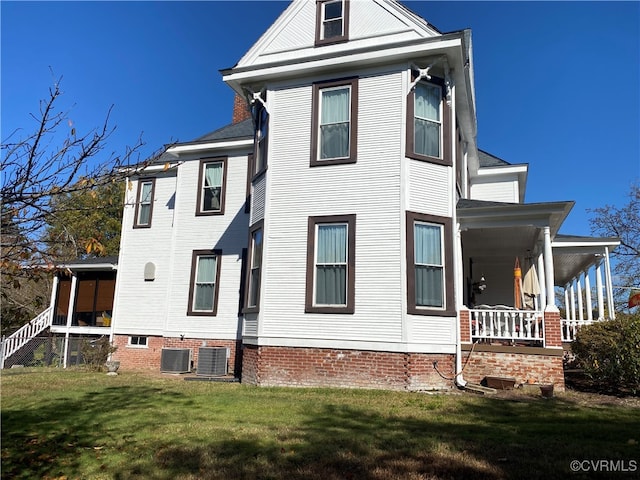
[1, 369, 638, 480]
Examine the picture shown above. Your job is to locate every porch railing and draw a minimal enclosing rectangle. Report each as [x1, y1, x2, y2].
[561, 319, 600, 342]
[470, 307, 544, 345]
[1, 306, 53, 369]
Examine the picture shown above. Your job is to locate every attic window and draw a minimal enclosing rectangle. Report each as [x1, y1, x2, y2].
[315, 0, 349, 46]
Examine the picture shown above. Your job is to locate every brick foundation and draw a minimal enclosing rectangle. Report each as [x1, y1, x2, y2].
[112, 335, 241, 376]
[241, 345, 455, 391]
[461, 346, 565, 391]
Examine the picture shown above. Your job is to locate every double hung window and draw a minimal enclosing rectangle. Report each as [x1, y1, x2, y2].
[305, 215, 355, 313]
[196, 158, 226, 215]
[134, 178, 155, 228]
[406, 77, 450, 166]
[315, 0, 349, 45]
[245, 221, 263, 312]
[311, 78, 358, 166]
[406, 212, 454, 316]
[252, 101, 268, 177]
[188, 250, 222, 316]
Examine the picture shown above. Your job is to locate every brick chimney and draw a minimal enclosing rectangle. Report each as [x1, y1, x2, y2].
[232, 93, 251, 124]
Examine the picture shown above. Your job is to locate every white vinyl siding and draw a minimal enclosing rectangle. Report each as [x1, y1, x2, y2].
[470, 175, 520, 203]
[408, 160, 451, 217]
[113, 153, 250, 339]
[261, 71, 404, 344]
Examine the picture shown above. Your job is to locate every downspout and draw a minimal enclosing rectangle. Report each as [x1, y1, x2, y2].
[449, 63, 466, 389]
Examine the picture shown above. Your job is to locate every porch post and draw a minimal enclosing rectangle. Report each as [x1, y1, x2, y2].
[576, 277, 584, 321]
[564, 286, 570, 320]
[62, 274, 78, 369]
[537, 252, 547, 310]
[569, 282, 576, 321]
[604, 247, 616, 320]
[49, 275, 59, 324]
[584, 270, 593, 321]
[595, 260, 605, 319]
[542, 226, 557, 310]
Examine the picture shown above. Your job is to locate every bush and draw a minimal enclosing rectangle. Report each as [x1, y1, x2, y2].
[571, 314, 640, 394]
[79, 337, 117, 372]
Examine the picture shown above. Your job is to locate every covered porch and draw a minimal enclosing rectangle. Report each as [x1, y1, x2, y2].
[457, 199, 619, 348]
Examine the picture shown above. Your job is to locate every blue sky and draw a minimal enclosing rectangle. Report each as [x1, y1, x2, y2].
[2, 1, 639, 236]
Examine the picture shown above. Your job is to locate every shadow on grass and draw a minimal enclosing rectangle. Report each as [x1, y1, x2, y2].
[2, 380, 639, 480]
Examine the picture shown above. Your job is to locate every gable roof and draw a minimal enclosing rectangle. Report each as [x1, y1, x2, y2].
[232, 0, 442, 71]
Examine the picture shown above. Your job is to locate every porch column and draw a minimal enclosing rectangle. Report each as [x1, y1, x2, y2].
[537, 252, 547, 310]
[49, 275, 59, 324]
[62, 274, 78, 369]
[569, 282, 576, 321]
[584, 270, 593, 321]
[576, 277, 584, 321]
[604, 247, 616, 320]
[595, 260, 605, 319]
[564, 286, 570, 320]
[542, 226, 557, 310]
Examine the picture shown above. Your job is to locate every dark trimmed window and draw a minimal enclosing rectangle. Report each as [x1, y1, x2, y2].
[406, 211, 455, 316]
[187, 250, 222, 316]
[134, 178, 155, 228]
[305, 215, 355, 314]
[315, 0, 349, 46]
[196, 158, 227, 215]
[406, 76, 451, 166]
[244, 220, 263, 313]
[252, 100, 268, 179]
[128, 336, 148, 347]
[310, 78, 358, 166]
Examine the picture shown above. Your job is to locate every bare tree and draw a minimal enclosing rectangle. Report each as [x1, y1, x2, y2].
[1, 79, 151, 333]
[1, 79, 145, 276]
[588, 182, 640, 310]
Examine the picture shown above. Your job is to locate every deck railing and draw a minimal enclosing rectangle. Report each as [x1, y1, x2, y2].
[1, 306, 53, 369]
[470, 307, 544, 345]
[561, 319, 601, 342]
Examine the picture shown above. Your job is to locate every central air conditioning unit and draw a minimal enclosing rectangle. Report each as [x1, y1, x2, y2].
[197, 347, 228, 376]
[160, 348, 191, 374]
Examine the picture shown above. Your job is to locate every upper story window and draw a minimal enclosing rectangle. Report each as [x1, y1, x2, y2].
[196, 158, 227, 216]
[311, 78, 358, 166]
[406, 211, 455, 316]
[315, 0, 349, 46]
[252, 100, 268, 178]
[406, 77, 451, 166]
[305, 214, 355, 314]
[134, 178, 155, 228]
[188, 249, 222, 316]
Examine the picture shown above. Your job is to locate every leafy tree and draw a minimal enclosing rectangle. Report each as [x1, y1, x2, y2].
[44, 180, 125, 261]
[588, 182, 640, 311]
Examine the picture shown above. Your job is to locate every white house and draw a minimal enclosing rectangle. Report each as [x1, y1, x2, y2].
[4, 0, 619, 390]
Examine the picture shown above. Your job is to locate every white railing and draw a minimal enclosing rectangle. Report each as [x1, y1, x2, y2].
[1, 306, 53, 368]
[470, 307, 544, 345]
[561, 319, 600, 342]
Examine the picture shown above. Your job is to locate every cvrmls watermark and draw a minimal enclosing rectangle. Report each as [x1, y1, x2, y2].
[570, 460, 637, 473]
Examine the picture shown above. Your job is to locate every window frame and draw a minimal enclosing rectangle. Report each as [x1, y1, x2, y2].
[133, 178, 155, 228]
[406, 76, 451, 167]
[305, 214, 356, 314]
[187, 249, 222, 316]
[406, 211, 455, 317]
[315, 0, 349, 46]
[128, 336, 148, 348]
[310, 77, 358, 167]
[196, 157, 227, 216]
[243, 220, 264, 313]
[251, 100, 269, 180]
